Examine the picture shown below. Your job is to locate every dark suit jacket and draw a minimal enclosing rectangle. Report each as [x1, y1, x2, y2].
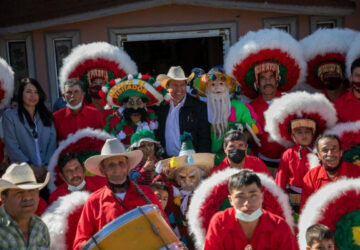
[155, 94, 211, 155]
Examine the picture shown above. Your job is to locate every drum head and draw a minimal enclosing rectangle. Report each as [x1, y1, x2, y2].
[82, 204, 178, 250]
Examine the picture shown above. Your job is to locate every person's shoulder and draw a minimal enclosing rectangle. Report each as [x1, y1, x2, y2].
[84, 105, 102, 115]
[262, 209, 290, 229]
[186, 94, 206, 105]
[86, 186, 107, 200]
[210, 207, 233, 225]
[53, 107, 67, 117]
[305, 165, 323, 179]
[2, 108, 17, 118]
[343, 161, 360, 176]
[334, 90, 351, 105]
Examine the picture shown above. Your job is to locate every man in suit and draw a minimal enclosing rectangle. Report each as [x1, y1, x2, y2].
[156, 66, 211, 156]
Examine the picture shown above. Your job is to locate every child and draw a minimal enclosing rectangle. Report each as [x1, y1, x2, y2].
[264, 92, 337, 212]
[150, 182, 170, 210]
[306, 224, 335, 250]
[275, 119, 316, 212]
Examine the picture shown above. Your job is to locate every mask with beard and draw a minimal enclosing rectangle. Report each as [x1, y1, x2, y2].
[123, 108, 148, 124]
[206, 91, 230, 138]
[88, 84, 102, 99]
[323, 77, 343, 90]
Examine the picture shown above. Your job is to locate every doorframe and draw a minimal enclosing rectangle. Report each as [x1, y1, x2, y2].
[108, 21, 237, 61]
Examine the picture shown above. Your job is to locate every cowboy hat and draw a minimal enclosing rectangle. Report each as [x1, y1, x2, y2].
[0, 162, 50, 194]
[156, 66, 195, 88]
[85, 138, 143, 177]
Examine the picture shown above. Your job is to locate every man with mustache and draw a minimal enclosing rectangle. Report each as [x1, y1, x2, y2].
[225, 29, 306, 178]
[300, 134, 360, 210]
[58, 42, 137, 117]
[48, 152, 108, 204]
[249, 65, 287, 177]
[334, 58, 360, 122]
[0, 163, 50, 248]
[53, 79, 105, 141]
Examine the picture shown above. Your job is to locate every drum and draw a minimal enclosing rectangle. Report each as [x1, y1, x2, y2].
[81, 205, 180, 250]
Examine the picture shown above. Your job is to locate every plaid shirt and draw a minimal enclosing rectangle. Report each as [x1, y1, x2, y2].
[0, 206, 50, 249]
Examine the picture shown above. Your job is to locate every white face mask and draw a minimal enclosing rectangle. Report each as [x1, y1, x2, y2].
[67, 179, 86, 192]
[235, 207, 263, 222]
[66, 101, 82, 110]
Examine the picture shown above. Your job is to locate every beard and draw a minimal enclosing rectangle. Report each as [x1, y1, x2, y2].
[123, 108, 148, 124]
[207, 91, 230, 139]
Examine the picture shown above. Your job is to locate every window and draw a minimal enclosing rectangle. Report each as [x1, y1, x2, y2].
[0, 32, 36, 93]
[310, 16, 343, 33]
[45, 31, 80, 105]
[263, 16, 298, 38]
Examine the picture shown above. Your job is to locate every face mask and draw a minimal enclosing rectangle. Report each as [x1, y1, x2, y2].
[228, 149, 246, 164]
[323, 77, 342, 90]
[235, 207, 263, 222]
[66, 101, 82, 110]
[67, 179, 86, 192]
[88, 84, 102, 99]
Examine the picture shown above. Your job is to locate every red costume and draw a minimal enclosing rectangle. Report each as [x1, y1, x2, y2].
[250, 93, 286, 160]
[300, 161, 360, 209]
[275, 145, 311, 190]
[73, 182, 167, 250]
[53, 105, 105, 141]
[210, 156, 271, 177]
[48, 176, 107, 204]
[204, 207, 298, 250]
[334, 90, 360, 122]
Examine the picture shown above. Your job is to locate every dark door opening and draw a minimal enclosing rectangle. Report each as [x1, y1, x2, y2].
[123, 36, 223, 76]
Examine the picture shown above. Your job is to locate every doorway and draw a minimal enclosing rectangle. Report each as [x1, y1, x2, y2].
[123, 36, 223, 76]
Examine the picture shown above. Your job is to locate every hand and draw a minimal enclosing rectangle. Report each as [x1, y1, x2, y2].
[143, 156, 156, 172]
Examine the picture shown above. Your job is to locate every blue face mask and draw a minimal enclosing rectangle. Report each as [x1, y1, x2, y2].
[235, 207, 263, 222]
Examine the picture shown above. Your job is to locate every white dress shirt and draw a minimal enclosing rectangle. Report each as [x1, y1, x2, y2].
[165, 95, 187, 156]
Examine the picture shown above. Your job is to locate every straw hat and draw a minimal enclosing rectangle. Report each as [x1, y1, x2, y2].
[85, 138, 143, 176]
[157, 66, 195, 88]
[0, 162, 50, 193]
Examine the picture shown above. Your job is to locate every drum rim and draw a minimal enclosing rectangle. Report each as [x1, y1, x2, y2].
[81, 204, 158, 250]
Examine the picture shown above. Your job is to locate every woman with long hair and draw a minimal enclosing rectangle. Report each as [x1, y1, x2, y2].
[2, 78, 56, 182]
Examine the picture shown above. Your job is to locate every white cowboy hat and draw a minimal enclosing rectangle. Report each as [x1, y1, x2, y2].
[0, 162, 50, 194]
[157, 66, 195, 88]
[85, 138, 143, 177]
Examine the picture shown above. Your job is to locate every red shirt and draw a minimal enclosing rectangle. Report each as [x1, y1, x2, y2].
[204, 207, 298, 250]
[275, 144, 311, 190]
[73, 182, 168, 250]
[210, 156, 271, 177]
[334, 90, 360, 122]
[250, 93, 286, 160]
[300, 161, 360, 209]
[48, 176, 108, 204]
[53, 105, 105, 141]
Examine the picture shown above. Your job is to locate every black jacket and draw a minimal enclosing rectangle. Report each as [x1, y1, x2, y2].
[155, 94, 211, 155]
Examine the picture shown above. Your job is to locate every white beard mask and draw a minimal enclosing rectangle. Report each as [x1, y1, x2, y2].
[235, 207, 263, 222]
[206, 90, 231, 139]
[66, 102, 83, 110]
[67, 179, 86, 192]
